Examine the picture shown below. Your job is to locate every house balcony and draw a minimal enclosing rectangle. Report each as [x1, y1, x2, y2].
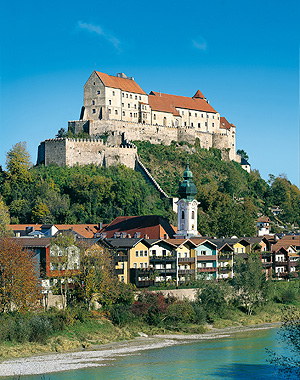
[197, 267, 217, 273]
[150, 256, 176, 262]
[178, 257, 195, 263]
[274, 261, 287, 265]
[218, 254, 232, 260]
[178, 269, 194, 275]
[276, 272, 289, 278]
[262, 262, 272, 268]
[130, 268, 155, 288]
[197, 255, 217, 261]
[115, 268, 124, 275]
[155, 268, 176, 274]
[218, 267, 232, 272]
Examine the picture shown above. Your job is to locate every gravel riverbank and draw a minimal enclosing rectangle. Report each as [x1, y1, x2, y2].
[0, 322, 281, 377]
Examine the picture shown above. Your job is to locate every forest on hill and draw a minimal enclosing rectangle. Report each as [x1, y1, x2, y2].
[1, 141, 300, 237]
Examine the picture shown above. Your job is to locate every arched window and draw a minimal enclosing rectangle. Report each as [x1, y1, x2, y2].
[163, 117, 167, 126]
[192, 211, 195, 219]
[182, 210, 185, 219]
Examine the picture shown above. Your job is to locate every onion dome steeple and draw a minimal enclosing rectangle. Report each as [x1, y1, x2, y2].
[178, 157, 197, 201]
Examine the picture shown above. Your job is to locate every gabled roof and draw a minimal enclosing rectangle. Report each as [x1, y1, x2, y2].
[99, 216, 176, 239]
[104, 238, 151, 249]
[10, 224, 101, 239]
[257, 217, 271, 223]
[95, 71, 146, 95]
[164, 239, 197, 248]
[149, 91, 217, 114]
[189, 237, 217, 248]
[193, 90, 206, 99]
[220, 117, 236, 130]
[146, 239, 178, 248]
[11, 237, 51, 248]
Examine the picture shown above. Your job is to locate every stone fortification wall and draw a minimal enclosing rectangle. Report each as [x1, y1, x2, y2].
[40, 138, 137, 169]
[212, 132, 236, 161]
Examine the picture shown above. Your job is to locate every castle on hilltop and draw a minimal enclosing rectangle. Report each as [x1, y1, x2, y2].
[38, 70, 238, 168]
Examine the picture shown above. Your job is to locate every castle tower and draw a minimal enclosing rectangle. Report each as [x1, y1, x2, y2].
[175, 158, 200, 238]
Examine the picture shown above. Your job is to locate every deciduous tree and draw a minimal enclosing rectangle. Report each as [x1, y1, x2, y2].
[0, 238, 41, 312]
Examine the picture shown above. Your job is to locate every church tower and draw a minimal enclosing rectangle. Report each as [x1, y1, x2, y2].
[175, 158, 200, 238]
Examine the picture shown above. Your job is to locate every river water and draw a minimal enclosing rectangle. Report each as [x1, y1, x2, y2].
[1, 327, 297, 379]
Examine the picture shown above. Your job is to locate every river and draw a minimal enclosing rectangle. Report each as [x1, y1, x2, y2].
[0, 327, 297, 379]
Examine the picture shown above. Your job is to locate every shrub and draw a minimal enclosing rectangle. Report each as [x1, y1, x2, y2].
[165, 301, 196, 325]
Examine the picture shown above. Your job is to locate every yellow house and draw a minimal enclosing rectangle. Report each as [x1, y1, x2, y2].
[105, 238, 152, 286]
[233, 239, 251, 254]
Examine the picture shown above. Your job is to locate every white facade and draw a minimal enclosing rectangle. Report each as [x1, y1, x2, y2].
[176, 199, 200, 238]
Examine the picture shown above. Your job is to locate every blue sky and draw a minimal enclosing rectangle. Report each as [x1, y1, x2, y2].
[1, 0, 299, 186]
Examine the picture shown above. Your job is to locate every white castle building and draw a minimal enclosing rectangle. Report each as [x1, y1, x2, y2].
[69, 71, 238, 161]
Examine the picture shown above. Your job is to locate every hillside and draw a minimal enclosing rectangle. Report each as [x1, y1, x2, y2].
[134, 141, 300, 236]
[1, 141, 300, 237]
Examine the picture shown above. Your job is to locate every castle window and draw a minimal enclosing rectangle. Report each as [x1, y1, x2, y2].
[122, 103, 124, 107]
[198, 123, 200, 128]
[135, 95, 137, 100]
[189, 112, 191, 116]
[184, 122, 187, 126]
[182, 111, 184, 115]
[139, 96, 141, 100]
[134, 104, 137, 109]
[195, 113, 197, 117]
[205, 122, 207, 126]
[126, 94, 128, 98]
[97, 90, 100, 95]
[201, 114, 203, 117]
[115, 110, 118, 115]
[153, 114, 156, 120]
[182, 210, 185, 219]
[191, 122, 193, 127]
[122, 93, 124, 97]
[212, 123, 214, 127]
[218, 116, 220, 120]
[93, 82, 95, 85]
[92, 100, 95, 105]
[128, 104, 130, 108]
[130, 94, 132, 99]
[123, 111, 125, 116]
[213, 115, 214, 119]
[109, 100, 111, 105]
[112, 91, 115, 96]
[207, 114, 209, 118]
[108, 108, 111, 114]
[92, 109, 96, 113]
[130, 112, 132, 117]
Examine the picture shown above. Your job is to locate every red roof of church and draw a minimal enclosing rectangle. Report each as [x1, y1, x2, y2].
[95, 71, 147, 95]
[149, 91, 217, 114]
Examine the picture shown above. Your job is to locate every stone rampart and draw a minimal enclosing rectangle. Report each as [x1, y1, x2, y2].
[39, 138, 137, 169]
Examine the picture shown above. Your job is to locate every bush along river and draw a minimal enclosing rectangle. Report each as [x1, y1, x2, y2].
[0, 326, 297, 379]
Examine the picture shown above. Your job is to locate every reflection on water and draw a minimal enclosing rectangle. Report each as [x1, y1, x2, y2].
[3, 328, 297, 380]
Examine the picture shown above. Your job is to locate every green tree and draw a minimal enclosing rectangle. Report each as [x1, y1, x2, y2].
[237, 149, 249, 161]
[0, 198, 13, 237]
[232, 253, 269, 315]
[267, 308, 300, 378]
[5, 142, 32, 182]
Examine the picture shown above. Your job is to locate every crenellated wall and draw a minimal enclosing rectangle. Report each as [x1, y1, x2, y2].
[38, 137, 137, 169]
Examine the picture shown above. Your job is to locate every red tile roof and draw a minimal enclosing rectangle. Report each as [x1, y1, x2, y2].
[193, 90, 206, 99]
[257, 216, 271, 223]
[99, 216, 176, 239]
[95, 71, 147, 95]
[220, 117, 236, 130]
[10, 224, 102, 238]
[149, 91, 217, 114]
